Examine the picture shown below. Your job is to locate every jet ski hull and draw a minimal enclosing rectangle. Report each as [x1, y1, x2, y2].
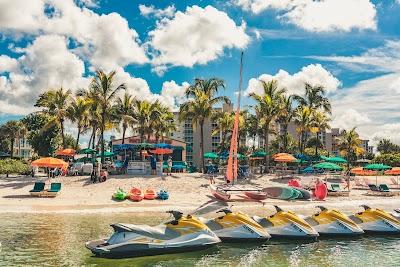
[86, 239, 218, 258]
[312, 222, 364, 237]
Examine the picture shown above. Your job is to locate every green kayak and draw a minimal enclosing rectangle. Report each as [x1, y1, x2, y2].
[263, 186, 295, 200]
[113, 188, 128, 201]
[289, 188, 302, 200]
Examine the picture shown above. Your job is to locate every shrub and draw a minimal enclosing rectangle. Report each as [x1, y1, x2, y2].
[0, 159, 30, 176]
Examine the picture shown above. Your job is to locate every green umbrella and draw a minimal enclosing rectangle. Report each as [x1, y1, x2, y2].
[97, 151, 115, 157]
[77, 148, 96, 154]
[326, 156, 347, 164]
[219, 153, 247, 160]
[204, 152, 218, 159]
[313, 162, 343, 171]
[364, 163, 391, 170]
[250, 151, 267, 158]
[320, 155, 330, 161]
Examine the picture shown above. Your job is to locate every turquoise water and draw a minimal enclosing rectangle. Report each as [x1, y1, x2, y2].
[1, 213, 400, 267]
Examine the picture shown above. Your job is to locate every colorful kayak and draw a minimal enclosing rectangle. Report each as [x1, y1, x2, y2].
[263, 187, 295, 200]
[144, 189, 156, 200]
[289, 188, 302, 200]
[244, 191, 267, 200]
[289, 187, 312, 200]
[314, 182, 328, 200]
[129, 187, 143, 202]
[157, 189, 169, 200]
[113, 188, 128, 201]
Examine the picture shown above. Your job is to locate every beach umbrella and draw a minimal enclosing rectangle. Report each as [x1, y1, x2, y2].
[272, 153, 291, 159]
[77, 148, 96, 154]
[150, 148, 173, 155]
[320, 155, 330, 161]
[55, 148, 76, 156]
[31, 157, 68, 168]
[250, 151, 267, 158]
[274, 154, 297, 162]
[155, 143, 173, 149]
[313, 162, 343, 171]
[350, 167, 377, 176]
[385, 167, 400, 188]
[364, 163, 391, 170]
[204, 152, 219, 159]
[326, 156, 347, 164]
[96, 151, 115, 157]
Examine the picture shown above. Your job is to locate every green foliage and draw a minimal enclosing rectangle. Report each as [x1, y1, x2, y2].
[304, 147, 329, 157]
[22, 113, 61, 156]
[377, 139, 400, 154]
[0, 159, 30, 175]
[0, 138, 10, 153]
[64, 134, 79, 150]
[373, 153, 400, 167]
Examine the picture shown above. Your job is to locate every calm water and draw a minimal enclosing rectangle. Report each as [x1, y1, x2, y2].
[1, 213, 400, 267]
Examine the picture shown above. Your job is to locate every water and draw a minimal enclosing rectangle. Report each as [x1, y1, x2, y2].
[1, 213, 400, 267]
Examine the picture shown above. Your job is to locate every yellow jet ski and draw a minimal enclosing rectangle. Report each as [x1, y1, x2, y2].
[200, 208, 270, 241]
[86, 211, 221, 258]
[349, 205, 400, 233]
[305, 206, 364, 236]
[253, 206, 319, 239]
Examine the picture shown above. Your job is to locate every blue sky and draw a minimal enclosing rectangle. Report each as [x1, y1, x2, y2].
[1, 0, 400, 145]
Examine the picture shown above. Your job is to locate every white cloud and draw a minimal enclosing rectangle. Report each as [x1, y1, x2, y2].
[371, 123, 400, 146]
[159, 81, 190, 110]
[139, 4, 176, 18]
[245, 64, 341, 96]
[0, 55, 19, 73]
[0, 0, 148, 70]
[148, 5, 250, 70]
[309, 40, 400, 73]
[236, 0, 377, 32]
[331, 108, 371, 130]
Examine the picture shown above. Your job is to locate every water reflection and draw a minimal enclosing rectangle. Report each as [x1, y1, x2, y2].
[1, 213, 400, 267]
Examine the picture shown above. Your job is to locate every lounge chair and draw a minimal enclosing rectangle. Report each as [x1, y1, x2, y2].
[43, 183, 62, 197]
[390, 177, 399, 186]
[29, 182, 45, 196]
[367, 184, 397, 197]
[379, 184, 390, 192]
[327, 183, 350, 197]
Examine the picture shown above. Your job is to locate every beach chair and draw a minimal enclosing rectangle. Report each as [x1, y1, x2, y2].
[390, 177, 399, 186]
[379, 184, 390, 192]
[29, 182, 45, 196]
[43, 183, 61, 197]
[327, 183, 350, 197]
[367, 184, 396, 197]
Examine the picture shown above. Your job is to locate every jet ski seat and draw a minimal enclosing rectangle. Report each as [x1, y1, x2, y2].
[200, 218, 224, 230]
[252, 216, 274, 228]
[304, 217, 319, 226]
[111, 223, 180, 240]
[348, 215, 363, 224]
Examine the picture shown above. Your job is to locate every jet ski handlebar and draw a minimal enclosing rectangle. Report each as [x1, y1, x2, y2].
[166, 210, 183, 220]
[216, 208, 232, 214]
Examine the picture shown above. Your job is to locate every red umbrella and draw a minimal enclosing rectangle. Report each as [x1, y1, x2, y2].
[150, 148, 173, 155]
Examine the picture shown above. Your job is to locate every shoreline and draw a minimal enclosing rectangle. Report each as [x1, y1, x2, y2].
[1, 173, 400, 216]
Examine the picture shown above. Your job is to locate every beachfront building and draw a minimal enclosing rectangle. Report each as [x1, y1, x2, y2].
[111, 135, 187, 162]
[13, 137, 33, 159]
[170, 103, 233, 167]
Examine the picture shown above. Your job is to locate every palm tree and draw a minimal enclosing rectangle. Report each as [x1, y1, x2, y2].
[294, 83, 331, 114]
[115, 92, 135, 144]
[249, 80, 286, 173]
[293, 106, 314, 154]
[1, 120, 26, 157]
[67, 96, 89, 149]
[309, 111, 331, 156]
[245, 113, 259, 151]
[212, 111, 234, 153]
[153, 105, 176, 143]
[277, 94, 295, 152]
[35, 87, 72, 148]
[132, 100, 161, 143]
[90, 70, 126, 162]
[180, 78, 230, 172]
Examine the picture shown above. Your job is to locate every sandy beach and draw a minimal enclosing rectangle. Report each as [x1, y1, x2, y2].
[1, 173, 400, 216]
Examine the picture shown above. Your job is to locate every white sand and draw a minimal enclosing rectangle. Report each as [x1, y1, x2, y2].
[1, 173, 400, 216]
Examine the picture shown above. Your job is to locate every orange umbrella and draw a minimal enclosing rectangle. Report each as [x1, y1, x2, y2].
[274, 154, 297, 162]
[350, 167, 377, 176]
[150, 148, 173, 155]
[31, 157, 69, 168]
[272, 153, 291, 159]
[385, 167, 400, 175]
[55, 148, 76, 156]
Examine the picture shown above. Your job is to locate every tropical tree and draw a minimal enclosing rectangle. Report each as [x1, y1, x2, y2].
[180, 78, 230, 172]
[377, 139, 400, 154]
[276, 94, 295, 152]
[293, 106, 314, 153]
[114, 92, 135, 144]
[154, 105, 176, 142]
[67, 96, 90, 149]
[294, 83, 331, 114]
[309, 111, 331, 156]
[337, 127, 364, 168]
[212, 111, 234, 153]
[35, 87, 72, 148]
[244, 113, 260, 150]
[132, 99, 161, 143]
[89, 70, 126, 162]
[249, 80, 286, 173]
[0, 120, 26, 158]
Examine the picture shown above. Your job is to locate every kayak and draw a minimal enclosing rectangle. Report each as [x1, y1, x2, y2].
[290, 187, 311, 200]
[314, 182, 328, 200]
[129, 187, 143, 202]
[244, 191, 267, 200]
[144, 189, 156, 200]
[113, 188, 128, 201]
[157, 189, 169, 200]
[263, 187, 295, 200]
[289, 188, 302, 200]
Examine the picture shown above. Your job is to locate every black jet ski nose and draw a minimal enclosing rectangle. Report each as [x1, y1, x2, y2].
[166, 210, 183, 220]
[360, 205, 371, 211]
[217, 208, 232, 214]
[316, 206, 327, 211]
[273, 205, 283, 212]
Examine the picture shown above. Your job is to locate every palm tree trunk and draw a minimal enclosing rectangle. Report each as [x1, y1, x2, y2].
[264, 124, 270, 173]
[75, 126, 81, 150]
[10, 138, 14, 158]
[283, 124, 288, 152]
[122, 125, 126, 144]
[101, 113, 105, 163]
[200, 122, 205, 173]
[92, 127, 96, 150]
[60, 118, 66, 148]
[315, 143, 318, 156]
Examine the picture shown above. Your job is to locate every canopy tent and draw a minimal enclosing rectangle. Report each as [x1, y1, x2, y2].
[55, 148, 76, 157]
[31, 157, 68, 168]
[96, 151, 115, 157]
[155, 143, 173, 149]
[313, 162, 343, 171]
[204, 152, 219, 159]
[326, 156, 347, 164]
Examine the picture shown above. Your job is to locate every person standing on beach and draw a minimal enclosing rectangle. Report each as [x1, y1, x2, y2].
[150, 154, 157, 175]
[167, 156, 172, 176]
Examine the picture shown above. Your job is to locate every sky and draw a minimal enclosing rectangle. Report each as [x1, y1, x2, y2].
[0, 0, 400, 146]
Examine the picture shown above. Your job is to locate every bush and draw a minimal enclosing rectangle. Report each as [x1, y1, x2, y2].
[372, 153, 400, 167]
[0, 159, 30, 176]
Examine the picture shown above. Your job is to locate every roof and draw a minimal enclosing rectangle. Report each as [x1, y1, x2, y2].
[111, 135, 186, 145]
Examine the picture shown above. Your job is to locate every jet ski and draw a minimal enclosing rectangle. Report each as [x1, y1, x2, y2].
[349, 205, 400, 233]
[200, 208, 270, 241]
[253, 206, 319, 239]
[85, 211, 221, 258]
[305, 206, 364, 236]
